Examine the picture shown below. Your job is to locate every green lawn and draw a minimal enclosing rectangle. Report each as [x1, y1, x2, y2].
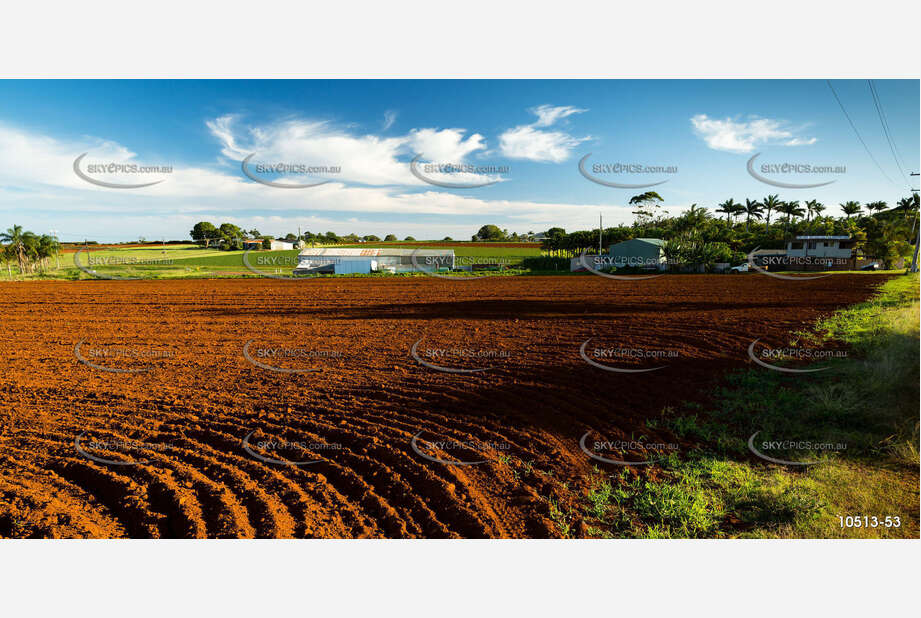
[576, 273, 919, 538]
[3, 242, 543, 279]
[327, 243, 541, 258]
[3, 245, 297, 279]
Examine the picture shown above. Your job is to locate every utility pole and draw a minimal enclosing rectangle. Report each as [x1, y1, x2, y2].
[598, 213, 603, 255]
[910, 173, 919, 273]
[50, 229, 60, 269]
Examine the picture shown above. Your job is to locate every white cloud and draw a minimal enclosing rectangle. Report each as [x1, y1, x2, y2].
[690, 114, 816, 153]
[382, 110, 397, 130]
[499, 104, 589, 163]
[784, 137, 817, 146]
[0, 117, 622, 241]
[499, 126, 588, 163]
[206, 115, 489, 186]
[407, 127, 486, 163]
[531, 104, 588, 128]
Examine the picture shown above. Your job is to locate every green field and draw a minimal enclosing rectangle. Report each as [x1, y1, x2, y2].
[329, 243, 542, 257]
[4, 242, 912, 281]
[3, 242, 543, 279]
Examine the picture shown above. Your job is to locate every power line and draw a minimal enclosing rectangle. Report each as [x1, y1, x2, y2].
[826, 79, 896, 186]
[870, 80, 911, 174]
[867, 79, 912, 190]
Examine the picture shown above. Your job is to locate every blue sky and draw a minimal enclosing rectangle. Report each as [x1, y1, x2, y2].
[0, 79, 917, 242]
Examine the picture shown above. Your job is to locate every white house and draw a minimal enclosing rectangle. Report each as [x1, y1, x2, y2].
[784, 236, 856, 269]
[786, 236, 854, 259]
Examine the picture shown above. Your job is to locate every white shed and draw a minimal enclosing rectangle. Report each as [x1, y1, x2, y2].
[270, 240, 296, 251]
[293, 247, 454, 275]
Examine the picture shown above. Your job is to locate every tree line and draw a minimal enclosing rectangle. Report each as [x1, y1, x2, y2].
[190, 221, 431, 248]
[540, 192, 920, 269]
[1, 225, 61, 276]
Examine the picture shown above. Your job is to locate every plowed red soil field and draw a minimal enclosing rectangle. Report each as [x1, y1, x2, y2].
[0, 274, 889, 538]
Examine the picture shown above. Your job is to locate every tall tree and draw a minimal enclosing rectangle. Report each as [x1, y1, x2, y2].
[716, 199, 740, 224]
[841, 201, 862, 219]
[36, 234, 60, 271]
[472, 225, 509, 241]
[743, 199, 763, 232]
[762, 194, 781, 229]
[804, 199, 819, 221]
[628, 191, 664, 226]
[779, 201, 804, 237]
[812, 202, 826, 220]
[190, 221, 220, 247]
[0, 225, 28, 273]
[677, 204, 710, 232]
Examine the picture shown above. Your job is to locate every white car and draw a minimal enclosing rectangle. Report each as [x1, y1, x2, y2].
[728, 263, 750, 273]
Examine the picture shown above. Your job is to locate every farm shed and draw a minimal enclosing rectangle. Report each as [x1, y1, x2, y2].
[608, 238, 666, 270]
[270, 239, 296, 251]
[292, 247, 454, 275]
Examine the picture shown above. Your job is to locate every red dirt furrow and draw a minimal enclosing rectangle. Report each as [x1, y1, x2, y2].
[0, 274, 890, 538]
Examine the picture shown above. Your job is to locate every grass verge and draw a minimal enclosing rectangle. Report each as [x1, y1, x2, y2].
[580, 273, 919, 538]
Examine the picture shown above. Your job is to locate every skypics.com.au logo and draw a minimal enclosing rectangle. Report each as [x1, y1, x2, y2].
[74, 433, 181, 465]
[747, 339, 848, 374]
[74, 341, 175, 374]
[746, 153, 844, 189]
[73, 153, 172, 189]
[410, 430, 511, 466]
[578, 153, 677, 189]
[242, 339, 342, 374]
[410, 338, 511, 374]
[242, 249, 305, 280]
[73, 249, 175, 280]
[410, 154, 508, 189]
[241, 153, 341, 188]
[579, 339, 676, 374]
[747, 431, 847, 466]
[577, 252, 667, 280]
[579, 430, 679, 466]
[409, 252, 518, 280]
[746, 248, 837, 281]
[242, 429, 343, 466]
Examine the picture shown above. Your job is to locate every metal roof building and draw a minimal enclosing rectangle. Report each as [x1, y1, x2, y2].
[607, 238, 667, 270]
[293, 247, 455, 274]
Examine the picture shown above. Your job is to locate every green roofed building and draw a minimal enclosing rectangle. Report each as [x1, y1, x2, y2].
[608, 238, 666, 270]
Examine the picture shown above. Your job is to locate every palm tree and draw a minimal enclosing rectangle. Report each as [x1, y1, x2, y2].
[840, 201, 862, 219]
[36, 234, 60, 271]
[804, 199, 821, 221]
[683, 203, 708, 219]
[897, 195, 919, 234]
[812, 202, 826, 221]
[762, 194, 781, 229]
[677, 204, 710, 233]
[732, 201, 745, 223]
[865, 200, 887, 215]
[0, 225, 28, 274]
[778, 200, 805, 237]
[743, 199, 763, 232]
[716, 199, 741, 224]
